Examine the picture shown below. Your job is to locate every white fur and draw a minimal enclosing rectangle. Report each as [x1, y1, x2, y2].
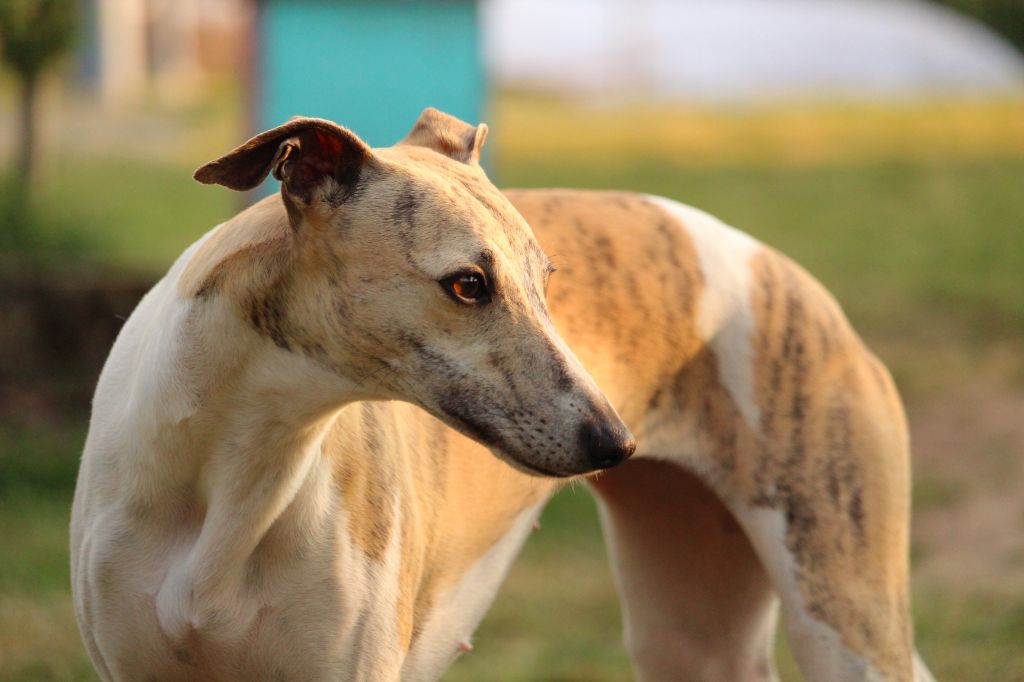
[71, 186, 926, 680]
[645, 195, 764, 432]
[71, 220, 559, 681]
[734, 507, 887, 682]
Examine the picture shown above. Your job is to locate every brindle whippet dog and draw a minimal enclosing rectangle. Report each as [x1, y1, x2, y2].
[71, 108, 936, 681]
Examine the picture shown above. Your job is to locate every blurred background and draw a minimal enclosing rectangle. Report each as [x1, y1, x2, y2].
[1, 0, 1022, 679]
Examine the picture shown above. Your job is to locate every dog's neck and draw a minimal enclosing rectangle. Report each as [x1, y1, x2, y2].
[135, 278, 555, 660]
[149, 299, 362, 637]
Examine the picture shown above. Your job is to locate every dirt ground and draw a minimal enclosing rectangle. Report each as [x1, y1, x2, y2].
[909, 381, 1024, 594]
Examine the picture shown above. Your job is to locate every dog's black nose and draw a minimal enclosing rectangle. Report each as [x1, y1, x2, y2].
[579, 418, 636, 470]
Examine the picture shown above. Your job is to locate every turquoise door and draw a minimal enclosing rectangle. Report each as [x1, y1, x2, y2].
[258, 0, 484, 148]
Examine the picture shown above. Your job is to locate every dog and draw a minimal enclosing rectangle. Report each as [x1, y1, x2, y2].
[71, 108, 935, 681]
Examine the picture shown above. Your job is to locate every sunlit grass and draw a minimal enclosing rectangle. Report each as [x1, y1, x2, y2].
[497, 155, 1024, 395]
[0, 594, 95, 682]
[0, 158, 233, 272]
[0, 424, 91, 682]
[492, 94, 1024, 169]
[2, 448, 1019, 682]
[1, 94, 1023, 679]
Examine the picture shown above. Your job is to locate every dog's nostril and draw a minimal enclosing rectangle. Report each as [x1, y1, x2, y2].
[579, 420, 636, 470]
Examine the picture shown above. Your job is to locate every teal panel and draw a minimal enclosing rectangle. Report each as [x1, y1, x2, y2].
[259, 0, 483, 148]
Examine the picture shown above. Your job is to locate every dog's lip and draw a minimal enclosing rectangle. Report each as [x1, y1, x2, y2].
[511, 459, 570, 478]
[434, 405, 597, 478]
[500, 453, 585, 479]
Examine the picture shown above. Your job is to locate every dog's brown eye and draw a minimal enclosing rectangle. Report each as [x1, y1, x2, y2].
[441, 272, 490, 304]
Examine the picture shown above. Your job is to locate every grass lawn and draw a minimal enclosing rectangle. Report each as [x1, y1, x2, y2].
[0, 157, 234, 274]
[1, 97, 1023, 680]
[3, 431, 1023, 681]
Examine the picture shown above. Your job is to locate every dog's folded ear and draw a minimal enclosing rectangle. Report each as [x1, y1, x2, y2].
[194, 117, 374, 204]
[399, 107, 488, 165]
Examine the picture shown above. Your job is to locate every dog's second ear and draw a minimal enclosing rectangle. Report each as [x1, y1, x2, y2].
[194, 117, 374, 208]
[399, 107, 488, 165]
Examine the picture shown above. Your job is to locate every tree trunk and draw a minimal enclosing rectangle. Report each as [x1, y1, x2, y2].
[5, 72, 38, 247]
[17, 73, 39, 188]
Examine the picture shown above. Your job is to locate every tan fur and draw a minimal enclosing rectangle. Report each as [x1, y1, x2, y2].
[324, 399, 553, 649]
[507, 191, 917, 680]
[398, 107, 488, 165]
[746, 248, 911, 678]
[202, 187, 915, 678]
[72, 109, 928, 682]
[504, 190, 707, 420]
[507, 190, 752, 461]
[328, 403, 401, 560]
[178, 196, 292, 299]
[394, 408, 552, 648]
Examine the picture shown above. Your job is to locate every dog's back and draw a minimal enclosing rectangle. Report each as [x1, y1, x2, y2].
[512, 189, 918, 681]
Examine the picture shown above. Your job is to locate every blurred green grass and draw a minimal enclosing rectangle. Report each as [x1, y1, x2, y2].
[499, 158, 1024, 339]
[5, 153, 1022, 394]
[2, 428, 1023, 681]
[1, 97, 1023, 680]
[0, 158, 233, 272]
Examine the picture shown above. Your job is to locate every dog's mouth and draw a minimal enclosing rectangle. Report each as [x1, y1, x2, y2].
[435, 401, 588, 478]
[499, 455, 577, 479]
[437, 399, 508, 448]
[430, 385, 630, 475]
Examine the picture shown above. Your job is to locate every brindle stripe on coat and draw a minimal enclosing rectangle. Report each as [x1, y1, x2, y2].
[327, 403, 398, 560]
[507, 190, 706, 424]
[749, 248, 912, 679]
[182, 159, 914, 676]
[519, 191, 914, 679]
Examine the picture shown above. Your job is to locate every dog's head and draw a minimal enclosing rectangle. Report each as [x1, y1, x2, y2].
[191, 108, 634, 476]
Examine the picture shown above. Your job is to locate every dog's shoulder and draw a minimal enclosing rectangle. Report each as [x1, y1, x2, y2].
[504, 189, 763, 293]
